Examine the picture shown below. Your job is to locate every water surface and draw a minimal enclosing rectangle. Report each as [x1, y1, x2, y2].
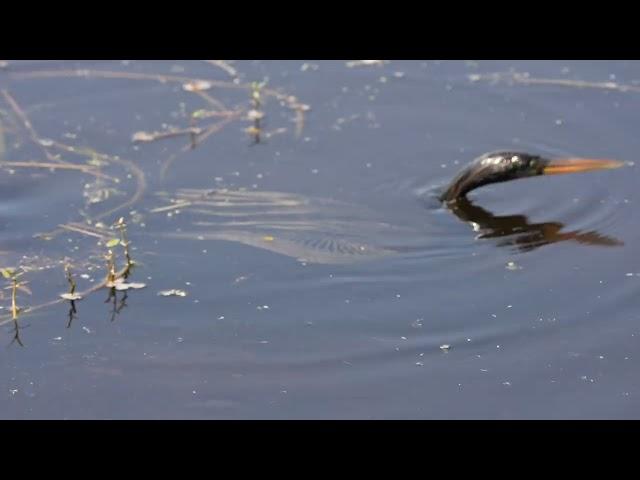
[0, 60, 639, 419]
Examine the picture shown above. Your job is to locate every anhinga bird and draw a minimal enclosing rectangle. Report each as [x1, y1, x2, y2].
[440, 151, 625, 203]
[439, 151, 626, 251]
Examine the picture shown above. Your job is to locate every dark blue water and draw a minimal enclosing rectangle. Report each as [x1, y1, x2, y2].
[0, 60, 639, 418]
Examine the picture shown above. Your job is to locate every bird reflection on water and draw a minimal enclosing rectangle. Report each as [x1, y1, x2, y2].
[447, 196, 623, 253]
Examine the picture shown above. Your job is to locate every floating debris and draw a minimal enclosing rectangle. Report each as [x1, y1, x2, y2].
[204, 60, 237, 78]
[131, 131, 155, 143]
[182, 80, 212, 92]
[411, 318, 423, 328]
[191, 109, 234, 120]
[505, 261, 521, 271]
[83, 182, 121, 205]
[113, 282, 146, 291]
[60, 293, 83, 301]
[300, 63, 319, 72]
[132, 127, 201, 144]
[346, 60, 386, 68]
[247, 110, 265, 121]
[150, 201, 193, 214]
[468, 71, 640, 94]
[158, 289, 187, 297]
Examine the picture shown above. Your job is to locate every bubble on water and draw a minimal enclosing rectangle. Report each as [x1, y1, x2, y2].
[411, 318, 423, 328]
[158, 289, 187, 297]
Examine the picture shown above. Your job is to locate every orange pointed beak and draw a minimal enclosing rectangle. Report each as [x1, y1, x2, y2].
[542, 157, 625, 175]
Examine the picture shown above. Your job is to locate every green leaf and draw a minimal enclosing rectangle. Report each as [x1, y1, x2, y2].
[1, 268, 15, 279]
[106, 238, 120, 248]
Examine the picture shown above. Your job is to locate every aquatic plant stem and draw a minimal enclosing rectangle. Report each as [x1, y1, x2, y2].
[1, 89, 63, 164]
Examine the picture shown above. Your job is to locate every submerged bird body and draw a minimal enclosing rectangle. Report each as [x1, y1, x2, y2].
[146, 151, 626, 264]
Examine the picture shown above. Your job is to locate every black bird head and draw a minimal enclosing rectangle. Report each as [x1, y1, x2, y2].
[440, 151, 624, 203]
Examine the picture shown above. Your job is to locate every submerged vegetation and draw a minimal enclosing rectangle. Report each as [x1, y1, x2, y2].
[0, 60, 310, 344]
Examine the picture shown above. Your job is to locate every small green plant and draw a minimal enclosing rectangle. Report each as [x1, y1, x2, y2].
[60, 264, 83, 301]
[104, 217, 135, 280]
[246, 81, 266, 144]
[104, 249, 117, 286]
[1, 267, 28, 321]
[115, 217, 134, 270]
[251, 81, 263, 110]
[1, 267, 29, 346]
[65, 264, 76, 293]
